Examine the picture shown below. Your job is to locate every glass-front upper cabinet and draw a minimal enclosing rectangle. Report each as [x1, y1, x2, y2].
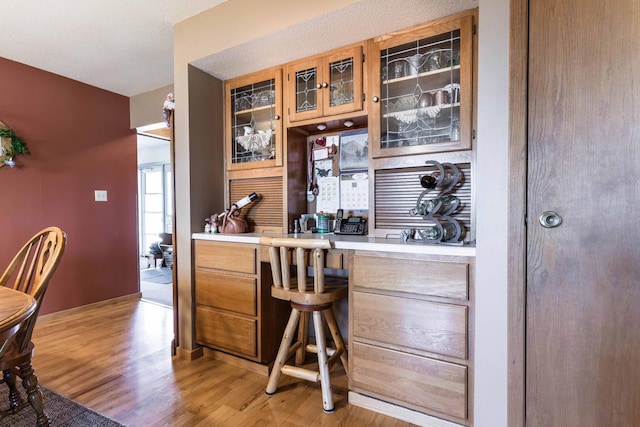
[286, 45, 363, 123]
[226, 68, 283, 170]
[369, 15, 474, 158]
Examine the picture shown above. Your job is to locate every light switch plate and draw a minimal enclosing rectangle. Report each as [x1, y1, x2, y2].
[94, 190, 108, 202]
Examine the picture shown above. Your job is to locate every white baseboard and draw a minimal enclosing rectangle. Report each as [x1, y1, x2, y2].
[348, 391, 463, 427]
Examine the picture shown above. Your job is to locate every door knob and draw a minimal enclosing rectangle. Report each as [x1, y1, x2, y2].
[539, 211, 562, 228]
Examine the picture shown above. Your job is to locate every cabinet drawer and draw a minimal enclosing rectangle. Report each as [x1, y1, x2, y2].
[195, 306, 257, 357]
[351, 252, 468, 299]
[351, 341, 467, 420]
[352, 291, 467, 359]
[195, 240, 256, 274]
[195, 269, 257, 316]
[326, 251, 344, 270]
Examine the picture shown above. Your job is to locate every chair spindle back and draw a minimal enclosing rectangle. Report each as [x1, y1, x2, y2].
[0, 227, 66, 351]
[261, 237, 332, 294]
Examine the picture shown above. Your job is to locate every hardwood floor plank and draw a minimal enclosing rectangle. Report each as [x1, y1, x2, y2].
[30, 299, 416, 426]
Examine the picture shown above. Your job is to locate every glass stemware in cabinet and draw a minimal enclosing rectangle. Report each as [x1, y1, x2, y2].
[230, 78, 278, 164]
[381, 30, 460, 149]
[373, 15, 473, 157]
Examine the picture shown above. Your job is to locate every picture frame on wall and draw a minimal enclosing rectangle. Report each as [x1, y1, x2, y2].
[339, 129, 368, 172]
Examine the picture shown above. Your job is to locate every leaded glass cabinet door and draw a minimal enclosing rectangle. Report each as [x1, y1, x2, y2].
[322, 46, 363, 117]
[287, 45, 363, 123]
[370, 15, 474, 158]
[226, 68, 283, 170]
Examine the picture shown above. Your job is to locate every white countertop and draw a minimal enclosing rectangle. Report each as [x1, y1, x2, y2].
[192, 232, 476, 257]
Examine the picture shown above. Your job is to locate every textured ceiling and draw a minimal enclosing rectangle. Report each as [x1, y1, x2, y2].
[1, 0, 477, 98]
[192, 0, 478, 81]
[1, 0, 228, 96]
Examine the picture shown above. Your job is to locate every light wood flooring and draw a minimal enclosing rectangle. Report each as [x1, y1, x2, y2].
[30, 298, 415, 426]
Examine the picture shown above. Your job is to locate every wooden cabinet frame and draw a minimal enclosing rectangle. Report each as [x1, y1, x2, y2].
[285, 44, 364, 125]
[225, 67, 283, 171]
[348, 250, 475, 426]
[194, 240, 290, 363]
[368, 12, 475, 158]
[224, 67, 307, 233]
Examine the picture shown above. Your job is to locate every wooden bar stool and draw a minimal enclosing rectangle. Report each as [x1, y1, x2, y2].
[259, 236, 348, 413]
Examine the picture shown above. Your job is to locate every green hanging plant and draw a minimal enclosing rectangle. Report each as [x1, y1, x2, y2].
[0, 126, 29, 168]
[0, 127, 29, 155]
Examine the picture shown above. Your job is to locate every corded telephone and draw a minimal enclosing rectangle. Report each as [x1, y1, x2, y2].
[334, 209, 367, 235]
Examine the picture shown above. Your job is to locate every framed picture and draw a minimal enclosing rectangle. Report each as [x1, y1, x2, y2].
[339, 129, 368, 172]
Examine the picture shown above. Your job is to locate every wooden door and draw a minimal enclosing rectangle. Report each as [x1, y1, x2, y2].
[527, 0, 640, 425]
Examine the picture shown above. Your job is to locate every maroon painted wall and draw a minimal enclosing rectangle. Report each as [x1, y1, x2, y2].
[0, 57, 139, 314]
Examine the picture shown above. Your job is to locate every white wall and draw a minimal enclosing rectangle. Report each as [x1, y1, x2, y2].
[474, 0, 510, 426]
[137, 133, 170, 166]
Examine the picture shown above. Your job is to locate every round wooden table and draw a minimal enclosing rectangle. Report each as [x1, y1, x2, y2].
[0, 287, 36, 356]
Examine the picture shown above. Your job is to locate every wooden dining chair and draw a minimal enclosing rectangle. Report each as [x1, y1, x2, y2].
[0, 290, 36, 359]
[0, 227, 66, 427]
[259, 236, 348, 413]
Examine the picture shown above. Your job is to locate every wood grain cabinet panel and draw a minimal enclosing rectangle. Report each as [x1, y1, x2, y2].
[351, 342, 467, 419]
[194, 240, 290, 363]
[195, 269, 256, 316]
[195, 240, 256, 274]
[195, 306, 257, 357]
[352, 291, 467, 359]
[325, 251, 344, 270]
[351, 252, 468, 299]
[349, 249, 474, 425]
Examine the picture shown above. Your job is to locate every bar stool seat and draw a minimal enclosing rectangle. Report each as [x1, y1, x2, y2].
[260, 236, 348, 413]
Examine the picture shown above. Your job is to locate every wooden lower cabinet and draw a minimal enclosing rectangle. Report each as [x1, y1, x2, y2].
[351, 342, 468, 420]
[352, 292, 468, 359]
[196, 306, 257, 356]
[194, 240, 290, 363]
[349, 250, 474, 426]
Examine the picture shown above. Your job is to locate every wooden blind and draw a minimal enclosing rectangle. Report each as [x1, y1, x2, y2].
[374, 163, 472, 241]
[229, 176, 283, 229]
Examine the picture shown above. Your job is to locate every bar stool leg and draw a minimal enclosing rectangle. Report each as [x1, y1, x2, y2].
[313, 310, 334, 413]
[266, 308, 301, 396]
[324, 307, 348, 373]
[296, 311, 309, 365]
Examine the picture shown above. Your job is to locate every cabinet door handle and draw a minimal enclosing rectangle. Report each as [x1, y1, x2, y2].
[539, 211, 562, 228]
[321, 82, 328, 88]
[274, 115, 280, 120]
[316, 83, 322, 89]
[372, 96, 380, 103]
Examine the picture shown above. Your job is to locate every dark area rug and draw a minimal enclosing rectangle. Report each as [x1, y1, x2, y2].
[140, 267, 172, 284]
[0, 386, 124, 427]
